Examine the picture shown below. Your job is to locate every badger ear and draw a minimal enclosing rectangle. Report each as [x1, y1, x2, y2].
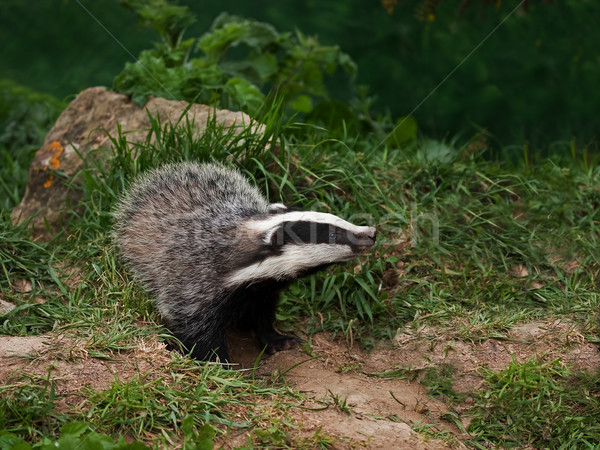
[268, 203, 288, 214]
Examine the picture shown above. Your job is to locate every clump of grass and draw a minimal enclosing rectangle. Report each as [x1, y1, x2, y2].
[0, 372, 64, 441]
[0, 212, 72, 336]
[467, 357, 600, 448]
[78, 356, 287, 443]
[420, 364, 466, 404]
[68, 105, 284, 245]
[0, 353, 295, 446]
[0, 212, 54, 291]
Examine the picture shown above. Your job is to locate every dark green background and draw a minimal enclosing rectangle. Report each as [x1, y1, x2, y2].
[2, 0, 598, 149]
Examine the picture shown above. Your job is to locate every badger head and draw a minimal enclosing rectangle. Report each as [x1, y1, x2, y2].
[225, 205, 376, 286]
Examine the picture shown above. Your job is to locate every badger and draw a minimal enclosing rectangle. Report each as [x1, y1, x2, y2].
[113, 162, 376, 362]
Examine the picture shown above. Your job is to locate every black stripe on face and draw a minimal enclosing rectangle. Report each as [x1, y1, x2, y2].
[272, 221, 362, 247]
[288, 221, 333, 245]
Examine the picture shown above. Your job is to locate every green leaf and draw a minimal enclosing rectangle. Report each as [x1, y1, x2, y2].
[81, 432, 119, 449]
[248, 53, 279, 81]
[417, 139, 457, 164]
[224, 78, 265, 114]
[198, 22, 246, 62]
[0, 433, 29, 450]
[193, 424, 217, 450]
[51, 434, 79, 450]
[291, 95, 313, 113]
[59, 422, 89, 438]
[10, 443, 32, 450]
[207, 13, 281, 51]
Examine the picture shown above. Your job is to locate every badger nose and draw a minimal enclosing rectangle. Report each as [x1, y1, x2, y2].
[360, 227, 376, 244]
[356, 227, 377, 249]
[367, 227, 377, 242]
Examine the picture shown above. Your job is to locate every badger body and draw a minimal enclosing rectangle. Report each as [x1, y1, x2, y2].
[114, 162, 376, 362]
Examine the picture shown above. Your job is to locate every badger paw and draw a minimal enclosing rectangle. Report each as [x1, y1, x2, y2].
[260, 331, 303, 354]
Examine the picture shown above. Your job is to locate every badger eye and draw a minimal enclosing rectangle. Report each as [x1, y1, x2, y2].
[329, 232, 336, 240]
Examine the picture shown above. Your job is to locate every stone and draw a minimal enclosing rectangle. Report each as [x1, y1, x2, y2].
[0, 298, 16, 315]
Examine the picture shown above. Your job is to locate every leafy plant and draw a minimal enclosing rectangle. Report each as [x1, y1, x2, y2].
[421, 364, 466, 403]
[0, 422, 150, 449]
[121, 0, 195, 50]
[113, 2, 357, 118]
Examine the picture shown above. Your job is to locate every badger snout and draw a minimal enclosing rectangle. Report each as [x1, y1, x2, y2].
[352, 226, 377, 253]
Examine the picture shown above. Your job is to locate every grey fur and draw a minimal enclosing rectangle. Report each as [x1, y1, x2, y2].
[113, 161, 376, 362]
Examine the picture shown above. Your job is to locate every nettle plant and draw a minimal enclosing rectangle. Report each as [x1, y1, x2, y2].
[115, 0, 357, 116]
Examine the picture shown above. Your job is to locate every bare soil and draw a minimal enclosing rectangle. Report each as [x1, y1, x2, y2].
[1, 318, 598, 449]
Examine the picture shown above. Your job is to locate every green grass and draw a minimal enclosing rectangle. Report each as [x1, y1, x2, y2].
[278, 136, 600, 349]
[78, 358, 285, 441]
[467, 357, 600, 448]
[0, 372, 62, 440]
[1, 108, 599, 448]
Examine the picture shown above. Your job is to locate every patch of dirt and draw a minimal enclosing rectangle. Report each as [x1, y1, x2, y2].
[227, 331, 459, 448]
[256, 344, 457, 449]
[0, 335, 50, 383]
[227, 317, 600, 447]
[0, 335, 173, 413]
[1, 317, 598, 448]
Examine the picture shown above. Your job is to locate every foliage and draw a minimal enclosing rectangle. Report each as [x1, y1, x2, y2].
[114, 2, 357, 120]
[2, 1, 599, 150]
[0, 80, 64, 211]
[120, 0, 195, 50]
[0, 373, 62, 441]
[379, 0, 600, 149]
[111, 0, 600, 149]
[0, 212, 72, 337]
[0, 392, 214, 449]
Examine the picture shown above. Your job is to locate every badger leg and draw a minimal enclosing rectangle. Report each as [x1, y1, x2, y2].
[240, 289, 302, 354]
[170, 320, 230, 363]
[188, 333, 229, 363]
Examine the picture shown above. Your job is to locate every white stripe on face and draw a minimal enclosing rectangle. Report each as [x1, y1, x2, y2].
[224, 244, 355, 287]
[247, 211, 373, 242]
